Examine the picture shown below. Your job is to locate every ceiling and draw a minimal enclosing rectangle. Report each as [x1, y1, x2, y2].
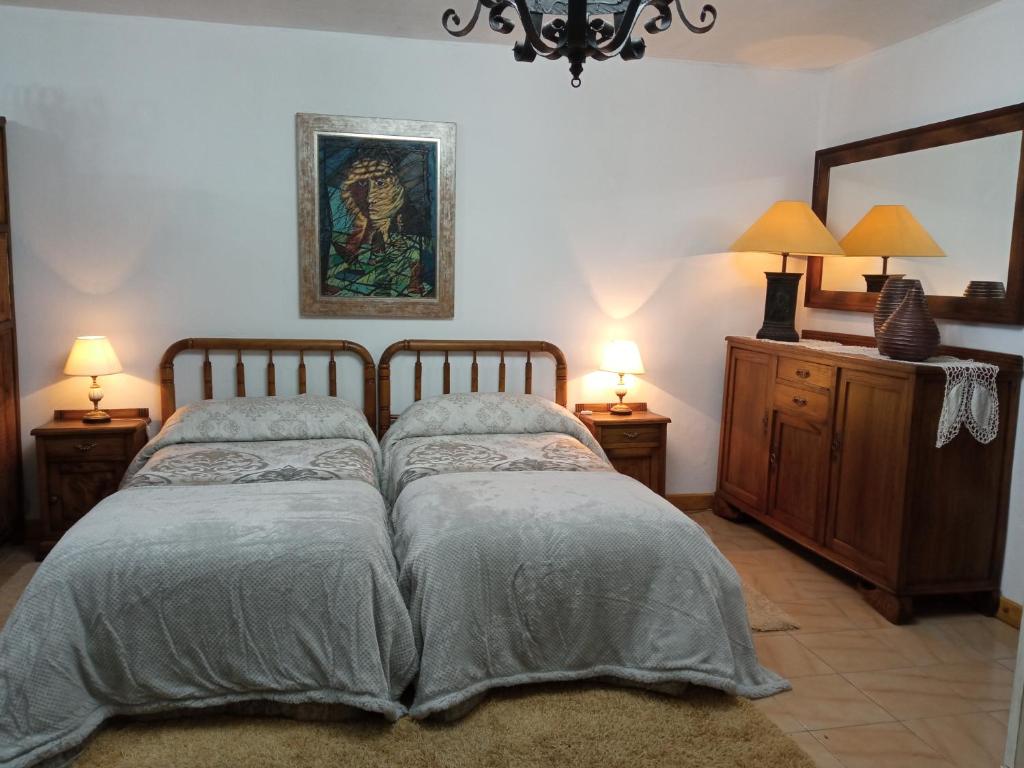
[0, 0, 1001, 69]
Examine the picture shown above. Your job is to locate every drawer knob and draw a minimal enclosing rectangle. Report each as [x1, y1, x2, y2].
[795, 369, 811, 379]
[792, 396, 808, 407]
[623, 431, 640, 440]
[75, 442, 97, 453]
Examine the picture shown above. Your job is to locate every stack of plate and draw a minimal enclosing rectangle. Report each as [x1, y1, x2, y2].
[963, 281, 1006, 299]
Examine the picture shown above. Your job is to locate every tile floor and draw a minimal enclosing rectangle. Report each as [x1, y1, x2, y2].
[690, 510, 1019, 768]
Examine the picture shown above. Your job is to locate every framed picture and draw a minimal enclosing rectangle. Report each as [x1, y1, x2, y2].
[297, 113, 456, 318]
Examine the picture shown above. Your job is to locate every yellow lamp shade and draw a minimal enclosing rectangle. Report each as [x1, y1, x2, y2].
[839, 205, 946, 258]
[63, 336, 123, 377]
[600, 340, 645, 376]
[731, 201, 845, 258]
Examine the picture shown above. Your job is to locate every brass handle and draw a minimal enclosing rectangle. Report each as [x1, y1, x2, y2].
[792, 396, 808, 407]
[623, 431, 640, 440]
[769, 448, 777, 470]
[795, 369, 811, 379]
[831, 433, 843, 458]
[75, 442, 97, 453]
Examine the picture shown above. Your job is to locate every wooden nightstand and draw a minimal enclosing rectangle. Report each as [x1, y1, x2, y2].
[575, 403, 671, 496]
[31, 408, 150, 557]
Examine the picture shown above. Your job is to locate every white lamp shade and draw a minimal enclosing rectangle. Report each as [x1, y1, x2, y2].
[63, 336, 123, 377]
[600, 340, 645, 375]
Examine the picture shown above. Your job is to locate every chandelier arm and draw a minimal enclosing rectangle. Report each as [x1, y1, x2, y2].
[487, 2, 521, 34]
[442, 1, 486, 36]
[674, 0, 717, 33]
[509, 0, 561, 56]
[586, 0, 648, 55]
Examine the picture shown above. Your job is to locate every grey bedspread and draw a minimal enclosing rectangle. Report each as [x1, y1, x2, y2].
[0, 396, 417, 768]
[382, 393, 789, 718]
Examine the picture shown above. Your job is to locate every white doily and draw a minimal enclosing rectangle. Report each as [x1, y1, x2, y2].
[747, 338, 1000, 448]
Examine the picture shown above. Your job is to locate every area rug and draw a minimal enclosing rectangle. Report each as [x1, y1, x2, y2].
[76, 684, 811, 768]
[743, 583, 799, 632]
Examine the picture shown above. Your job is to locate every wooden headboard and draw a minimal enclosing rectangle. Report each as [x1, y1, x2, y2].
[158, 338, 377, 429]
[377, 340, 568, 437]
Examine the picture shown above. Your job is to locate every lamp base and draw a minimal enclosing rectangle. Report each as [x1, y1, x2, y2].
[609, 402, 633, 416]
[82, 409, 112, 424]
[755, 271, 802, 343]
[864, 273, 905, 293]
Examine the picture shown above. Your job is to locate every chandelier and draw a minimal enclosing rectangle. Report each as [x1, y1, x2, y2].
[441, 0, 718, 87]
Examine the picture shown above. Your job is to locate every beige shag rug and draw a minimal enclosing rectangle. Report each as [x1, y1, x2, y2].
[76, 684, 810, 768]
[743, 583, 799, 632]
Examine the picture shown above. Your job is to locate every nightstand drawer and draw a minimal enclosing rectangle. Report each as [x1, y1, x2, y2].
[777, 357, 833, 390]
[774, 383, 830, 423]
[44, 436, 126, 461]
[600, 424, 662, 446]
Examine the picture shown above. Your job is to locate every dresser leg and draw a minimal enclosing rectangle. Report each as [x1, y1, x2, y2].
[969, 589, 1001, 617]
[858, 584, 913, 624]
[712, 495, 745, 522]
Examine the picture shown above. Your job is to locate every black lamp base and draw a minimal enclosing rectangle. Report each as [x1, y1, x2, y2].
[756, 271, 802, 343]
[863, 273, 905, 293]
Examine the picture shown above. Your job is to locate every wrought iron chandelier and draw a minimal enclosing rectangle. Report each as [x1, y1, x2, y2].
[442, 0, 718, 87]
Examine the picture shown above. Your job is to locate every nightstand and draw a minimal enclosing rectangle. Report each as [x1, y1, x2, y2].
[31, 408, 150, 557]
[575, 403, 670, 496]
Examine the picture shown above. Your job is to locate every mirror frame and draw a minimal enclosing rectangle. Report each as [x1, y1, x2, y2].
[805, 102, 1024, 325]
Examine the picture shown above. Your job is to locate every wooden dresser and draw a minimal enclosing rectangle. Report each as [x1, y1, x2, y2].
[715, 333, 1021, 623]
[0, 117, 22, 544]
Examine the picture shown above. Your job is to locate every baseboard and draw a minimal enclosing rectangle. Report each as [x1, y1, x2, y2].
[997, 596, 1022, 629]
[667, 493, 715, 512]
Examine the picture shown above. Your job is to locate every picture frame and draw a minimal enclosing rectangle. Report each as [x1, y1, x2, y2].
[297, 113, 456, 318]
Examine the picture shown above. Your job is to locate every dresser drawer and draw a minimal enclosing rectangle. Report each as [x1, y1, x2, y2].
[44, 436, 126, 461]
[600, 424, 662, 447]
[774, 383, 830, 423]
[778, 357, 833, 390]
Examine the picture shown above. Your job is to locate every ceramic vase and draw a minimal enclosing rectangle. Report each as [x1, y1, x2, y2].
[877, 284, 940, 362]
[873, 277, 920, 335]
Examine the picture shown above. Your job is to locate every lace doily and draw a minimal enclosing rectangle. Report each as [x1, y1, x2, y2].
[748, 338, 1000, 448]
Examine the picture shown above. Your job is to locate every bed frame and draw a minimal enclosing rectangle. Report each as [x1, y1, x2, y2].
[158, 338, 377, 429]
[377, 340, 567, 437]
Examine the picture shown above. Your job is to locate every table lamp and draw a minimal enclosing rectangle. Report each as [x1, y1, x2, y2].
[600, 340, 645, 416]
[63, 336, 123, 423]
[731, 201, 846, 342]
[839, 205, 946, 292]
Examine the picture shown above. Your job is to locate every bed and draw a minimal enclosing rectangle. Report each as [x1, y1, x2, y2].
[0, 339, 417, 768]
[377, 339, 789, 718]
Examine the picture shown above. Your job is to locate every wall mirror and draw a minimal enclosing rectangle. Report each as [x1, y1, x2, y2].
[806, 103, 1024, 324]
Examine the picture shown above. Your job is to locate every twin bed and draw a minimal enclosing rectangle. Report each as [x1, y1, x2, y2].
[0, 338, 785, 768]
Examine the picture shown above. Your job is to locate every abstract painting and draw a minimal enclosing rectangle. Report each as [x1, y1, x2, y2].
[297, 114, 455, 318]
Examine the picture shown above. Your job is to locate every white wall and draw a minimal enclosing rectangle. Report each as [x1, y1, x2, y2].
[803, 0, 1024, 602]
[0, 5, 824, 508]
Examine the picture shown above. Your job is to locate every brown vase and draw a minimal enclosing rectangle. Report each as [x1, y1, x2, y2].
[877, 284, 940, 362]
[873, 278, 920, 335]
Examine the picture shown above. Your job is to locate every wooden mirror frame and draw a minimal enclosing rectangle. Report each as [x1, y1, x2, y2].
[805, 102, 1024, 325]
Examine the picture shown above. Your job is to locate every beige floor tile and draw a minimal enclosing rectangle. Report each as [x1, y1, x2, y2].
[939, 618, 1019, 661]
[789, 732, 844, 768]
[811, 722, 956, 768]
[776, 599, 859, 633]
[829, 596, 902, 630]
[754, 633, 835, 678]
[868, 624, 989, 667]
[999, 656, 1017, 672]
[989, 710, 1010, 726]
[752, 674, 893, 732]
[922, 662, 1015, 712]
[793, 630, 918, 673]
[903, 712, 1008, 768]
[745, 571, 859, 603]
[843, 667, 978, 720]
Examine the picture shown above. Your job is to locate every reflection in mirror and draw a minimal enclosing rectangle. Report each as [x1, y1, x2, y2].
[822, 131, 1022, 296]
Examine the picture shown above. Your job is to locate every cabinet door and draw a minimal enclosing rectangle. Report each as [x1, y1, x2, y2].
[0, 328, 17, 538]
[828, 368, 911, 582]
[606, 448, 654, 489]
[47, 461, 123, 531]
[767, 411, 829, 543]
[718, 347, 773, 512]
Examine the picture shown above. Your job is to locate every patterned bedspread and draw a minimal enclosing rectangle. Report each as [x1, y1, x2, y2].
[384, 433, 611, 503]
[125, 438, 377, 489]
